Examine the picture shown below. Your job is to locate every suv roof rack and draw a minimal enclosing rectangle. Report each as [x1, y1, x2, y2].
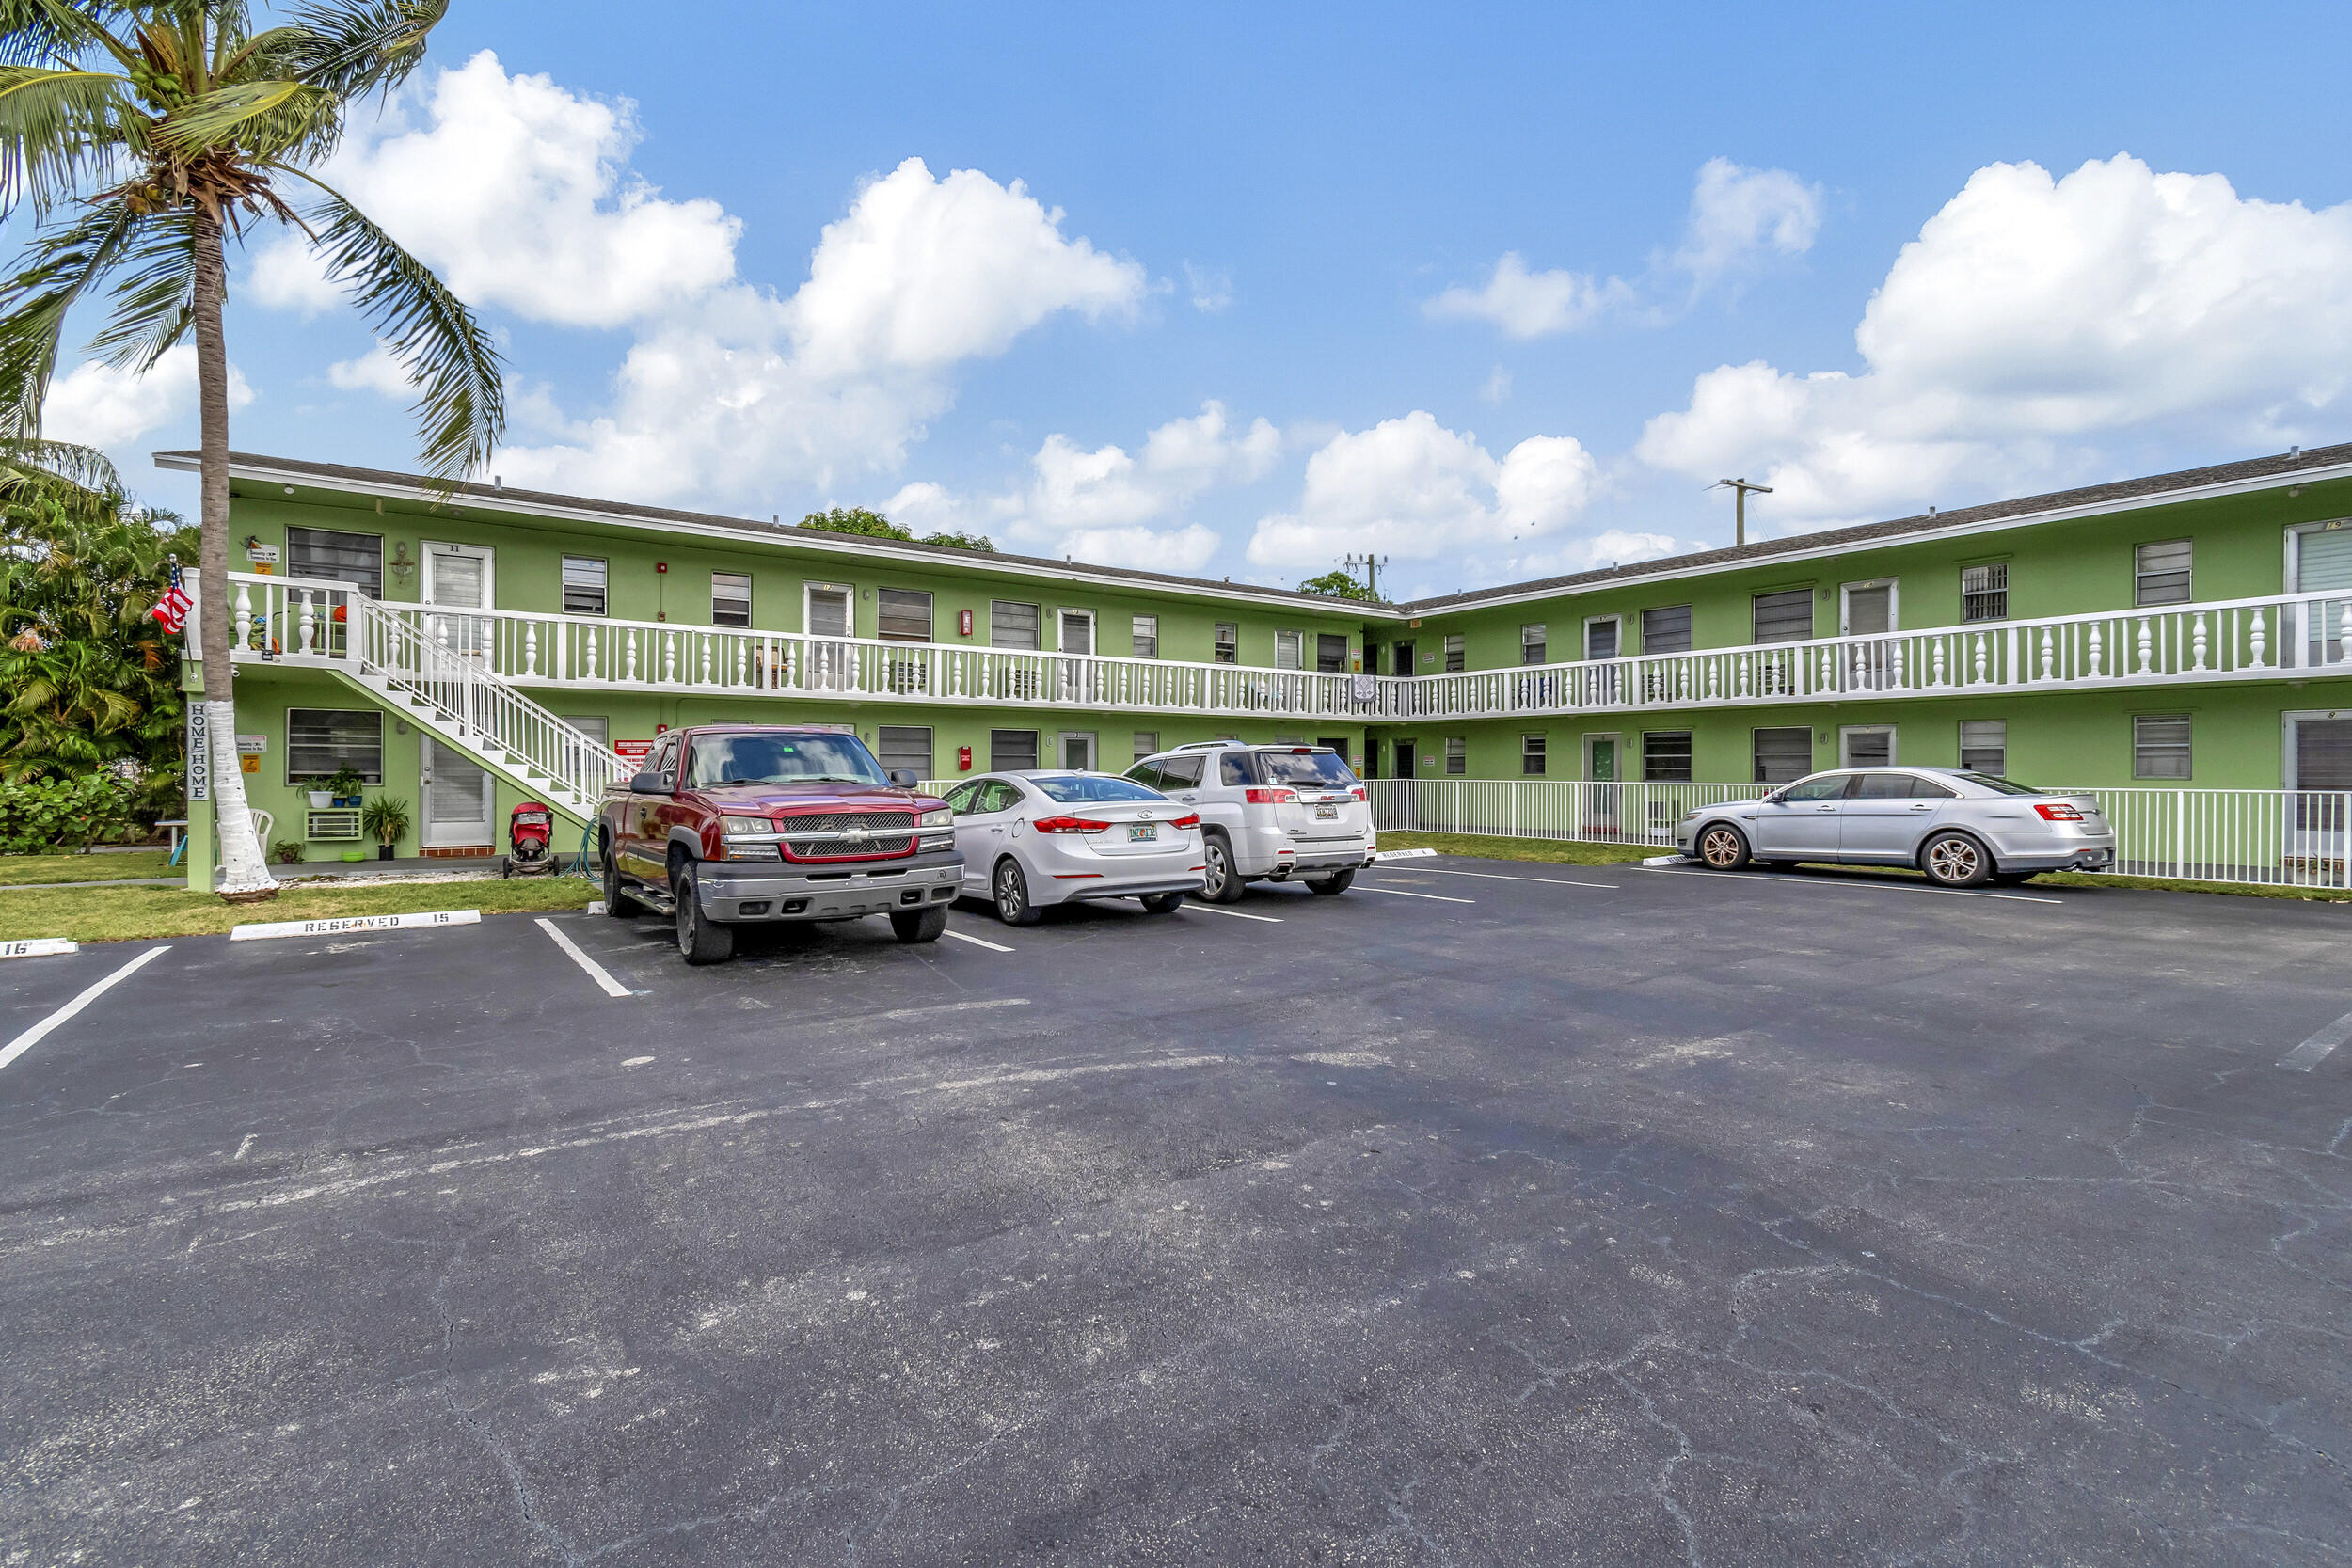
[1171, 740, 1250, 752]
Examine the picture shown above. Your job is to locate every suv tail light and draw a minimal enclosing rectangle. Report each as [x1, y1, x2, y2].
[1169, 813, 1200, 829]
[2034, 802, 2085, 821]
[1245, 787, 1297, 805]
[1349, 786, 1367, 801]
[1032, 815, 1113, 833]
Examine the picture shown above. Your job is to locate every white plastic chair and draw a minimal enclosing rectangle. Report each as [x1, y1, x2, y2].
[249, 808, 274, 844]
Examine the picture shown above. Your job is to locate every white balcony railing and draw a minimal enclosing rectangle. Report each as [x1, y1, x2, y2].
[209, 574, 2352, 726]
[1369, 590, 2352, 721]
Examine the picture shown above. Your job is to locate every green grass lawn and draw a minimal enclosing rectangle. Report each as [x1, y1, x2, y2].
[0, 849, 175, 886]
[1375, 830, 2352, 902]
[0, 873, 600, 943]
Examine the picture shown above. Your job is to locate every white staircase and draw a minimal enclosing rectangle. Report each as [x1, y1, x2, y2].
[334, 595, 619, 829]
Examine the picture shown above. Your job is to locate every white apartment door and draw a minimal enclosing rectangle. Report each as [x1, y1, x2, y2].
[1059, 731, 1096, 770]
[1057, 610, 1096, 703]
[2285, 712, 2352, 869]
[423, 542, 495, 660]
[421, 737, 494, 849]
[1841, 580, 1897, 689]
[2295, 526, 2352, 664]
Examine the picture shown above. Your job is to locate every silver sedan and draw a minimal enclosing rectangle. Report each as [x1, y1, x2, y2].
[941, 770, 1205, 925]
[1677, 768, 2117, 887]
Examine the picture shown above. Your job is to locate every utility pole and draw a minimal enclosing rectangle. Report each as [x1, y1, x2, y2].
[1711, 478, 1772, 547]
[1344, 553, 1391, 599]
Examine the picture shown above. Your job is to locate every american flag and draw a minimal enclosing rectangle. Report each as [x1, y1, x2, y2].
[151, 559, 193, 636]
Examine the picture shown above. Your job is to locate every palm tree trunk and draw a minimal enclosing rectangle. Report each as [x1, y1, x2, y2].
[192, 204, 276, 901]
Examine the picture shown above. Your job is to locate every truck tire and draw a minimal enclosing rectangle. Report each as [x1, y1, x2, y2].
[1200, 832, 1247, 904]
[673, 862, 735, 963]
[891, 905, 948, 942]
[1306, 869, 1355, 895]
[601, 837, 640, 916]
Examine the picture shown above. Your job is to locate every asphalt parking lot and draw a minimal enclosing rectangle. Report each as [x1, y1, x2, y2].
[3, 856, 2348, 1565]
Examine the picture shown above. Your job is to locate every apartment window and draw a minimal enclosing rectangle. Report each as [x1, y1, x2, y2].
[804, 584, 851, 638]
[711, 572, 751, 628]
[1753, 588, 1813, 643]
[877, 725, 933, 781]
[1443, 634, 1467, 673]
[1959, 720, 2007, 776]
[990, 600, 1040, 650]
[1521, 735, 1547, 776]
[1132, 615, 1158, 658]
[878, 587, 932, 641]
[1753, 727, 1812, 784]
[1961, 562, 2008, 623]
[2134, 714, 2192, 779]
[1520, 624, 1547, 665]
[989, 728, 1040, 771]
[1641, 604, 1693, 655]
[1444, 737, 1467, 775]
[284, 526, 382, 596]
[286, 708, 383, 784]
[1133, 731, 1159, 763]
[562, 556, 608, 617]
[1642, 731, 1693, 783]
[1317, 633, 1349, 673]
[562, 715, 609, 746]
[1214, 623, 1240, 664]
[2135, 541, 2193, 607]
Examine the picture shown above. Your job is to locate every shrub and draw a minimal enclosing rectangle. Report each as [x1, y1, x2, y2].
[271, 839, 306, 863]
[0, 773, 143, 853]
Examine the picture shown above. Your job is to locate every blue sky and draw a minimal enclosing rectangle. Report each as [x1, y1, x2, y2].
[40, 2, 2352, 600]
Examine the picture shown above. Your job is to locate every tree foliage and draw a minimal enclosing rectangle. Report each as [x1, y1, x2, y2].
[1299, 568, 1378, 601]
[0, 471, 193, 822]
[799, 506, 912, 542]
[920, 530, 995, 553]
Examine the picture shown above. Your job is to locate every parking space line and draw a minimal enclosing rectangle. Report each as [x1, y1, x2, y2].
[536, 919, 635, 998]
[1641, 866, 2063, 905]
[1359, 886, 1476, 905]
[2280, 1006, 2352, 1071]
[1182, 904, 1283, 923]
[943, 928, 1017, 952]
[0, 945, 171, 1074]
[1370, 865, 1616, 890]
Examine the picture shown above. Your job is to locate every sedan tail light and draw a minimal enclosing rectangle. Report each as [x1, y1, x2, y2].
[2034, 802, 2086, 821]
[1244, 787, 1298, 805]
[1031, 815, 1113, 833]
[1169, 813, 1200, 828]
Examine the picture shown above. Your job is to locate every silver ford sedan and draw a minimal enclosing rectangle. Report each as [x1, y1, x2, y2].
[1677, 768, 2117, 887]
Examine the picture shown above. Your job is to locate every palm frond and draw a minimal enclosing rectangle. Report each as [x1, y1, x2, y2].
[0, 202, 137, 438]
[0, 65, 141, 216]
[0, 435, 121, 495]
[0, 2, 141, 71]
[264, 0, 443, 99]
[287, 168, 503, 480]
[87, 203, 192, 372]
[154, 77, 337, 163]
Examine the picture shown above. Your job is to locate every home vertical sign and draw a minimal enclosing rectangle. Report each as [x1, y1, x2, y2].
[186, 704, 209, 801]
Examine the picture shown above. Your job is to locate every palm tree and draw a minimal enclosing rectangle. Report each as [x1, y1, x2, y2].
[0, 1, 503, 899]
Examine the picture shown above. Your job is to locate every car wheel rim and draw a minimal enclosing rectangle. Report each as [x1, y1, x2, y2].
[1702, 830, 1738, 867]
[1206, 847, 1226, 895]
[1930, 840, 1976, 881]
[996, 866, 1020, 918]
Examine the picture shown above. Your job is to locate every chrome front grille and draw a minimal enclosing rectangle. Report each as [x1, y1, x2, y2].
[775, 810, 915, 859]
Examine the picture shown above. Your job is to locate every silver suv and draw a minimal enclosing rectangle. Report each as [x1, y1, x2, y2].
[1125, 742, 1375, 902]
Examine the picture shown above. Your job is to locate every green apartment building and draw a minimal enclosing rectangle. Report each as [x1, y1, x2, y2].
[170, 442, 2352, 885]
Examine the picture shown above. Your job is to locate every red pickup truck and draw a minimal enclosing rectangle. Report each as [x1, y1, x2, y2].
[598, 724, 963, 964]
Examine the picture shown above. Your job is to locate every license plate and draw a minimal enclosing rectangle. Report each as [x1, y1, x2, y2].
[1128, 824, 1157, 842]
[1314, 805, 1338, 819]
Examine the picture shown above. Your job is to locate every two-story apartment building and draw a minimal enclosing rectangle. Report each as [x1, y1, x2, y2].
[167, 442, 2352, 887]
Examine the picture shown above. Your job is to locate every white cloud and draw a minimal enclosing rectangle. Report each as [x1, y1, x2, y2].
[886, 401, 1279, 572]
[1426, 158, 1820, 338]
[250, 50, 739, 328]
[326, 341, 417, 399]
[1183, 261, 1232, 313]
[1424, 252, 1636, 340]
[1244, 411, 1598, 570]
[1636, 155, 2352, 527]
[41, 347, 252, 449]
[1671, 156, 1822, 289]
[247, 53, 1146, 503]
[1479, 365, 1513, 404]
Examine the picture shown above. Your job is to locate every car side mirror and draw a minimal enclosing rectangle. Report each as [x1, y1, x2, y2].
[887, 768, 918, 789]
[630, 769, 673, 795]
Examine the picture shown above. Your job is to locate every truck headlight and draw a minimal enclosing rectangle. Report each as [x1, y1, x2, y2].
[722, 816, 772, 835]
[919, 807, 953, 827]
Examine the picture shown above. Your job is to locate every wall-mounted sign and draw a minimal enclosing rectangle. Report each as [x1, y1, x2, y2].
[614, 740, 654, 764]
[186, 705, 210, 801]
[236, 734, 266, 753]
[245, 544, 279, 565]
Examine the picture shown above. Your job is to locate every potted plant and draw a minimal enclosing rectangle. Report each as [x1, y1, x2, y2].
[326, 764, 367, 808]
[271, 839, 306, 864]
[362, 796, 411, 861]
[305, 776, 335, 809]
